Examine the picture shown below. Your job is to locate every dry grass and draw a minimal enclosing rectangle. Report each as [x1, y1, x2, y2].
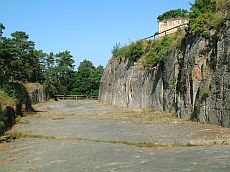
[23, 83, 43, 93]
[0, 145, 11, 152]
[15, 117, 30, 124]
[0, 90, 15, 109]
[89, 110, 180, 124]
[24, 112, 67, 120]
[4, 132, 56, 140]
[2, 131, 199, 148]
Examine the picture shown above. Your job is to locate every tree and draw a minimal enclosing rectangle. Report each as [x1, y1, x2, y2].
[55, 51, 75, 94]
[0, 23, 104, 98]
[10, 31, 35, 81]
[0, 23, 7, 84]
[157, 9, 189, 21]
[188, 0, 229, 35]
[71, 59, 104, 96]
[43, 51, 75, 96]
[30, 50, 46, 82]
[0, 31, 43, 82]
[73, 59, 95, 95]
[0, 23, 5, 38]
[90, 65, 104, 96]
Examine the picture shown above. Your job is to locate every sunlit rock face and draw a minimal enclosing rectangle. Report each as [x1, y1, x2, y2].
[99, 22, 230, 127]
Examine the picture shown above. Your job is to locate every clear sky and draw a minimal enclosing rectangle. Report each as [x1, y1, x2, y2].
[1, 0, 192, 68]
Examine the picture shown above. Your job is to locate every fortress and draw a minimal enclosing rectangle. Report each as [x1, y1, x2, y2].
[158, 18, 189, 37]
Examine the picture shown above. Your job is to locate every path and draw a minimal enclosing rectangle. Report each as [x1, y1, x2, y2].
[1, 100, 230, 172]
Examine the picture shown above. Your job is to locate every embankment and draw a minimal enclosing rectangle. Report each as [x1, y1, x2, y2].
[0, 83, 49, 135]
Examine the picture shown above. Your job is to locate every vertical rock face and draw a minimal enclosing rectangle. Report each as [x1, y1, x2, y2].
[176, 36, 212, 120]
[99, 50, 177, 111]
[177, 22, 230, 127]
[99, 22, 230, 127]
[24, 83, 49, 104]
[208, 24, 230, 127]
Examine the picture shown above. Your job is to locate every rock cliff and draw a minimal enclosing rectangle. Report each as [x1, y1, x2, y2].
[0, 83, 49, 135]
[24, 83, 49, 105]
[99, 22, 230, 127]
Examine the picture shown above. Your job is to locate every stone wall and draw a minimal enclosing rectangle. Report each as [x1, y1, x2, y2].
[24, 83, 49, 105]
[158, 18, 188, 37]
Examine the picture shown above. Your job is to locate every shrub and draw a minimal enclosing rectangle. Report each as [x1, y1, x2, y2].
[126, 41, 144, 62]
[112, 41, 144, 62]
[189, 0, 230, 35]
[143, 36, 171, 67]
[157, 9, 189, 21]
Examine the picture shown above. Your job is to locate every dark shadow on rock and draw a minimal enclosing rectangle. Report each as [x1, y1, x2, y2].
[0, 106, 16, 135]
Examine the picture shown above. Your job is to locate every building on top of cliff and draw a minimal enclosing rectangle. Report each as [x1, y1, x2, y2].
[158, 18, 189, 37]
[157, 9, 189, 38]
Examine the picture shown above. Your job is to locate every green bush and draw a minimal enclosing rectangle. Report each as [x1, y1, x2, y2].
[157, 9, 189, 21]
[126, 41, 144, 62]
[144, 36, 171, 67]
[189, 0, 230, 35]
[112, 30, 186, 68]
[111, 43, 127, 57]
[112, 41, 144, 62]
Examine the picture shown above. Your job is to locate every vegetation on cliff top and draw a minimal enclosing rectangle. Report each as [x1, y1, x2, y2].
[112, 30, 186, 68]
[189, 0, 230, 35]
[112, 0, 230, 67]
[157, 9, 189, 21]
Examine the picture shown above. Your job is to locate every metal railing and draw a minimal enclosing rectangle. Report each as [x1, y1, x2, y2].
[54, 95, 98, 100]
[141, 23, 189, 40]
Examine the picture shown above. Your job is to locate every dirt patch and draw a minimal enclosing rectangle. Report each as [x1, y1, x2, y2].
[0, 154, 21, 166]
[88, 111, 230, 145]
[88, 110, 181, 124]
[0, 144, 11, 152]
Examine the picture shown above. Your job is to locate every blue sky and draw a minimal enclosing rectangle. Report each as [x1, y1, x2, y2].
[1, 0, 192, 68]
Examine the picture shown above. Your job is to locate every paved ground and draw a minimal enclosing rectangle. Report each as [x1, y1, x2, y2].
[1, 100, 230, 172]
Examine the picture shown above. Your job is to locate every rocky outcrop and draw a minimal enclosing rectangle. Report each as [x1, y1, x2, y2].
[0, 83, 49, 135]
[99, 49, 177, 111]
[24, 83, 49, 105]
[99, 22, 230, 127]
[0, 91, 16, 135]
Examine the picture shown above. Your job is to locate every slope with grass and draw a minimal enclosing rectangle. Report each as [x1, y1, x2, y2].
[0, 90, 16, 135]
[0, 82, 49, 135]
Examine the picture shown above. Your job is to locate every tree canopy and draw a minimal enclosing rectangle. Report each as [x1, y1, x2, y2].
[189, 0, 230, 35]
[70, 59, 103, 96]
[0, 24, 104, 98]
[157, 9, 189, 21]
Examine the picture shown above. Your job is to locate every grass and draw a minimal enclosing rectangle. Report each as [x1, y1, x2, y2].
[24, 111, 67, 120]
[112, 30, 186, 68]
[2, 129, 228, 148]
[0, 145, 11, 152]
[1, 131, 200, 148]
[89, 110, 180, 124]
[52, 117, 65, 120]
[23, 83, 43, 93]
[0, 89, 15, 108]
[15, 117, 30, 124]
[4, 132, 56, 140]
